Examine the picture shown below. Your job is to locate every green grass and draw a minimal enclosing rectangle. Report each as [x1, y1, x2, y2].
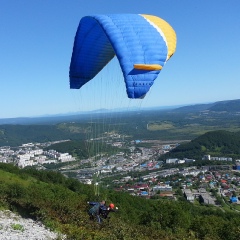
[11, 223, 24, 231]
[0, 170, 31, 187]
[148, 122, 174, 131]
[146, 116, 240, 142]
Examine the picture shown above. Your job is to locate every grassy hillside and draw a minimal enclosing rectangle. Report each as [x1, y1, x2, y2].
[0, 163, 240, 239]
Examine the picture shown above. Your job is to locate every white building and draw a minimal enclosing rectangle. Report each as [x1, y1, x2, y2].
[153, 184, 172, 192]
[166, 158, 178, 164]
[17, 153, 34, 161]
[58, 153, 75, 162]
[18, 159, 37, 168]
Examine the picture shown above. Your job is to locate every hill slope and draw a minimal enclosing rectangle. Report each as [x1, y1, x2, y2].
[209, 99, 240, 112]
[0, 164, 240, 240]
[161, 130, 240, 160]
[174, 99, 240, 112]
[0, 163, 240, 239]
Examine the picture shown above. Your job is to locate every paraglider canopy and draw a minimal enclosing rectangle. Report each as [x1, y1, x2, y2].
[69, 14, 176, 99]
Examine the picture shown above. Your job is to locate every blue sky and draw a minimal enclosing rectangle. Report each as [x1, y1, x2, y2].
[1, 0, 240, 118]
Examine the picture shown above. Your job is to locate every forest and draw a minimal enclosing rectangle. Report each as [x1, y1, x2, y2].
[0, 162, 240, 240]
[160, 130, 240, 161]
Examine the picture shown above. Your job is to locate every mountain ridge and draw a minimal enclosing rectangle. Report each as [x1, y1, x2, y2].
[1, 99, 239, 125]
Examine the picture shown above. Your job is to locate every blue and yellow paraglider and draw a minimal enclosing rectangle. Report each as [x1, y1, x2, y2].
[69, 14, 176, 99]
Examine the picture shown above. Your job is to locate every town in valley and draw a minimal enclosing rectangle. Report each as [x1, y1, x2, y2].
[1, 132, 240, 211]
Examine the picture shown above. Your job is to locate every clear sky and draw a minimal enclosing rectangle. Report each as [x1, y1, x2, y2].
[1, 0, 240, 118]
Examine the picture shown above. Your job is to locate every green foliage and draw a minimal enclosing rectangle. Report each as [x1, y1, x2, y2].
[11, 223, 24, 231]
[0, 124, 74, 146]
[160, 130, 240, 160]
[0, 162, 240, 239]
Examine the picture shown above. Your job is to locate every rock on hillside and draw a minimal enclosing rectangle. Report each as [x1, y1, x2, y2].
[0, 210, 65, 240]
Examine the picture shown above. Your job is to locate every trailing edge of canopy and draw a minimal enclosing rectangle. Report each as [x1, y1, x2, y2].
[141, 14, 177, 60]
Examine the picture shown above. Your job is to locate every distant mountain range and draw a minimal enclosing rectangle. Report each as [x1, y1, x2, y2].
[0, 106, 176, 125]
[0, 99, 239, 125]
[174, 99, 240, 112]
